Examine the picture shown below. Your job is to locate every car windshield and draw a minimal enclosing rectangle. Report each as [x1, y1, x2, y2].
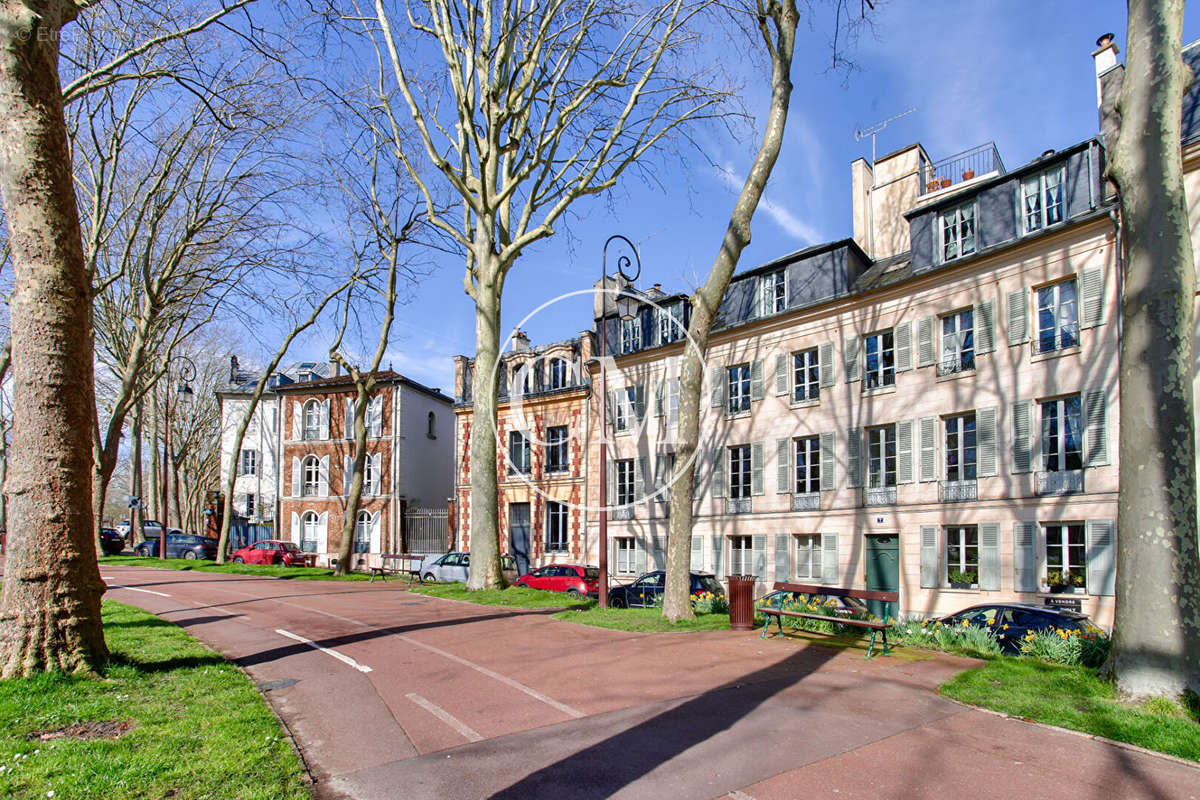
[280, 542, 301, 552]
[695, 576, 723, 593]
[583, 568, 600, 579]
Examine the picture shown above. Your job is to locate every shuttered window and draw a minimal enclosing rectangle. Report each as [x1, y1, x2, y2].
[941, 202, 976, 261]
[944, 413, 977, 482]
[794, 535, 822, 580]
[945, 526, 979, 587]
[863, 331, 895, 389]
[940, 309, 975, 375]
[795, 436, 820, 494]
[1021, 166, 1065, 233]
[1036, 280, 1079, 353]
[793, 349, 820, 402]
[866, 425, 897, 488]
[727, 364, 751, 414]
[1045, 523, 1087, 592]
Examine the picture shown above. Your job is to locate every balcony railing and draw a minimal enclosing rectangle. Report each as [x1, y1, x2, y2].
[921, 142, 1005, 196]
[1033, 327, 1080, 355]
[727, 497, 752, 515]
[863, 486, 897, 506]
[612, 506, 634, 521]
[1037, 470, 1084, 496]
[937, 356, 976, 377]
[940, 479, 978, 503]
[791, 492, 820, 511]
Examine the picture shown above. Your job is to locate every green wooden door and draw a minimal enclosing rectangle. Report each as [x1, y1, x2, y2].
[865, 534, 900, 620]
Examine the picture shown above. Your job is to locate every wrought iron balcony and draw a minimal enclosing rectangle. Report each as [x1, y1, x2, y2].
[612, 505, 634, 521]
[791, 492, 820, 511]
[920, 142, 1005, 196]
[726, 497, 752, 515]
[940, 479, 978, 503]
[863, 486, 897, 506]
[1032, 327, 1080, 355]
[937, 355, 976, 377]
[1037, 470, 1084, 496]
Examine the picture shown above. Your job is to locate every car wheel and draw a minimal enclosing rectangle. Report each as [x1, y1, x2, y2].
[232, 556, 244, 564]
[183, 550, 197, 560]
[515, 581, 528, 589]
[423, 573, 436, 583]
[566, 588, 583, 598]
[610, 596, 625, 608]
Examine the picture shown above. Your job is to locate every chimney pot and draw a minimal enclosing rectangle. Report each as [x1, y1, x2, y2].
[1096, 32, 1114, 48]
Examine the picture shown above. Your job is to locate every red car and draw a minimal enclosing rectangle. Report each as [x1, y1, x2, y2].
[514, 564, 600, 597]
[231, 539, 306, 566]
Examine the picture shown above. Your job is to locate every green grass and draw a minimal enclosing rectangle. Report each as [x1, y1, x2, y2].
[101, 554, 371, 580]
[554, 606, 732, 632]
[0, 601, 308, 800]
[409, 582, 596, 609]
[941, 658, 1200, 762]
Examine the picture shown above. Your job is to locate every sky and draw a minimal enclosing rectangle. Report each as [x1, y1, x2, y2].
[282, 1, 1200, 395]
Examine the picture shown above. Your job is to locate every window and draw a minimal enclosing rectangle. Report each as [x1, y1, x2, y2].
[302, 399, 321, 440]
[301, 511, 319, 553]
[615, 459, 635, 506]
[1036, 280, 1079, 353]
[866, 425, 897, 488]
[1044, 523, 1087, 590]
[615, 538, 635, 573]
[245, 493, 256, 516]
[792, 349, 819, 402]
[239, 449, 257, 476]
[940, 309, 975, 375]
[546, 502, 568, 552]
[363, 453, 375, 494]
[1040, 395, 1082, 472]
[944, 413, 977, 482]
[427, 411, 437, 439]
[863, 331, 895, 389]
[945, 525, 979, 586]
[302, 455, 321, 496]
[729, 535, 753, 575]
[794, 436, 820, 495]
[793, 534, 822, 580]
[658, 302, 685, 344]
[354, 511, 370, 554]
[761, 270, 786, 315]
[508, 431, 531, 475]
[614, 386, 636, 432]
[728, 445, 752, 499]
[620, 316, 641, 354]
[545, 425, 569, 473]
[367, 397, 382, 437]
[666, 379, 679, 423]
[727, 364, 751, 414]
[548, 358, 567, 389]
[940, 202, 976, 261]
[1022, 167, 1065, 233]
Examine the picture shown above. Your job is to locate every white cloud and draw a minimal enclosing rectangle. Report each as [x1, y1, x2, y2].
[713, 163, 824, 245]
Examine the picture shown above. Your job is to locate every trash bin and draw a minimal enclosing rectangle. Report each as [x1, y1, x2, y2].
[727, 574, 758, 631]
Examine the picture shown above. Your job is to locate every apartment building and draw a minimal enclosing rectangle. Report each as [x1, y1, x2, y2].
[453, 332, 592, 574]
[273, 371, 454, 568]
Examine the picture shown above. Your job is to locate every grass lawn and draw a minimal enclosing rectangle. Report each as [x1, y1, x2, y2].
[409, 582, 595, 609]
[0, 601, 308, 800]
[554, 606, 731, 633]
[941, 658, 1200, 762]
[101, 554, 371, 580]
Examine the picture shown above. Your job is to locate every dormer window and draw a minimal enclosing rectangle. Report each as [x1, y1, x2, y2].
[620, 316, 641, 354]
[940, 202, 976, 262]
[760, 269, 786, 315]
[1022, 166, 1065, 234]
[658, 302, 685, 344]
[548, 358, 567, 389]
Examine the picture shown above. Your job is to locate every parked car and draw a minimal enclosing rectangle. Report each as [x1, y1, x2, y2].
[607, 571, 725, 609]
[421, 552, 518, 583]
[514, 564, 600, 597]
[940, 603, 1106, 653]
[230, 540, 307, 566]
[99, 527, 126, 556]
[133, 532, 218, 560]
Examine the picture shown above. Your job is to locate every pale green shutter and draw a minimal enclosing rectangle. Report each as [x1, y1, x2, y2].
[920, 525, 939, 588]
[979, 523, 1000, 590]
[897, 420, 914, 484]
[821, 533, 839, 585]
[1084, 388, 1108, 466]
[653, 381, 664, 417]
[774, 533, 791, 582]
[691, 535, 703, 570]
[1087, 520, 1116, 596]
[634, 384, 646, 421]
[634, 457, 646, 504]
[977, 406, 998, 477]
[606, 460, 616, 506]
[976, 299, 996, 354]
[819, 342, 834, 388]
[894, 321, 912, 372]
[845, 428, 862, 488]
[819, 432, 835, 492]
[710, 366, 724, 408]
[774, 353, 789, 396]
[776, 438, 791, 494]
[1080, 267, 1105, 328]
[711, 534, 724, 578]
[844, 336, 860, 383]
[711, 447, 725, 498]
[919, 417, 938, 482]
[1013, 522, 1038, 592]
[750, 360, 764, 402]
[752, 534, 766, 578]
[1007, 289, 1028, 345]
[635, 538, 647, 574]
[751, 442, 764, 495]
[1011, 401, 1033, 473]
[917, 316, 935, 367]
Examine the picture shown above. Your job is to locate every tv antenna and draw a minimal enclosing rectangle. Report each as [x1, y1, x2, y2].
[855, 107, 917, 166]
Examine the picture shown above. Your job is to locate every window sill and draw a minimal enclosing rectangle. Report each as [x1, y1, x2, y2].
[725, 410, 752, 420]
[790, 397, 820, 409]
[860, 384, 896, 397]
[1030, 344, 1080, 364]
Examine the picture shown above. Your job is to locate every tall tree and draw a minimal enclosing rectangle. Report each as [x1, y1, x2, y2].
[0, 0, 107, 676]
[358, 0, 727, 589]
[1106, 0, 1200, 697]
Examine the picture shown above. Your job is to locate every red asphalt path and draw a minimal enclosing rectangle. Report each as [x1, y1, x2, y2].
[93, 565, 1199, 800]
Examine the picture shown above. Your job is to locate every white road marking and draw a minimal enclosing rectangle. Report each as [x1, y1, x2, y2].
[406, 693, 483, 742]
[106, 584, 171, 597]
[397, 634, 583, 718]
[727, 791, 757, 800]
[275, 628, 373, 673]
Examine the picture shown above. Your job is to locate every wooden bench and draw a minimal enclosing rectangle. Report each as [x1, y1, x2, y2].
[371, 553, 425, 584]
[758, 582, 898, 658]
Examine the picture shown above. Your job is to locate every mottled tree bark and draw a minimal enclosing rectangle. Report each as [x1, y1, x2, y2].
[0, 0, 108, 676]
[663, 0, 797, 622]
[466, 270, 506, 590]
[1106, 0, 1200, 697]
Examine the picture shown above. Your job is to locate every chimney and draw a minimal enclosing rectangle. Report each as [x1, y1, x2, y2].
[1093, 33, 1123, 144]
[512, 329, 530, 351]
[229, 354, 240, 384]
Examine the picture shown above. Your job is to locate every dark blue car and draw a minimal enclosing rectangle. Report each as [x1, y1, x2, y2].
[133, 532, 217, 561]
[99, 527, 126, 556]
[607, 570, 724, 608]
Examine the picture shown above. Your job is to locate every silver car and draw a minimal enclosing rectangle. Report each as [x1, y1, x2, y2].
[421, 552, 518, 583]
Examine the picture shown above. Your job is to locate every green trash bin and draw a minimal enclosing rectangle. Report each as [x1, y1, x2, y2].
[728, 574, 757, 630]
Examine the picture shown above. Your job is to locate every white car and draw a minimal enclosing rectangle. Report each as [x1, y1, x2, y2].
[421, 552, 518, 583]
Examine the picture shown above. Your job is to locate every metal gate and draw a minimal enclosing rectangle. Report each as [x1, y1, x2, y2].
[230, 521, 274, 552]
[404, 507, 450, 555]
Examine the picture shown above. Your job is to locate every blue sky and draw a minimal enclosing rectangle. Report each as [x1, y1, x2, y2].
[285, 2, 1200, 394]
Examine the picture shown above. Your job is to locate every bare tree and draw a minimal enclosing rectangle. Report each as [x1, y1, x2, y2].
[356, 0, 729, 589]
[1105, 0, 1200, 698]
[0, 1, 107, 676]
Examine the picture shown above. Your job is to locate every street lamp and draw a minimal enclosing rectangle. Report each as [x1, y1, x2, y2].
[160, 355, 196, 558]
[597, 234, 641, 609]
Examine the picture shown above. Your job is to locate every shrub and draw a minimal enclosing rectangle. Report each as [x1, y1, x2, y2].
[1018, 627, 1110, 667]
[753, 592, 876, 636]
[691, 591, 728, 614]
[890, 617, 1002, 658]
